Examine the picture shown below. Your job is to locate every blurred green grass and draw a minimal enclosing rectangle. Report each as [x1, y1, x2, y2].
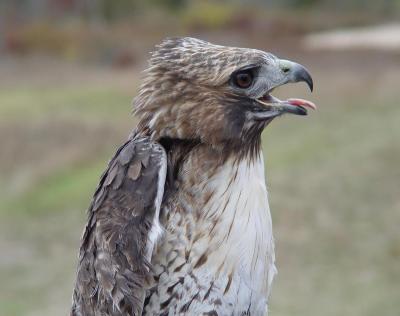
[0, 82, 134, 212]
[1, 160, 105, 216]
[0, 52, 399, 316]
[0, 82, 134, 315]
[0, 87, 131, 121]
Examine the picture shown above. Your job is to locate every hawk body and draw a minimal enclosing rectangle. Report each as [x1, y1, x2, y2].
[71, 137, 167, 315]
[144, 144, 275, 315]
[71, 37, 314, 315]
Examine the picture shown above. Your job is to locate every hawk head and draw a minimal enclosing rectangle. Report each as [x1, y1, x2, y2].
[134, 37, 314, 157]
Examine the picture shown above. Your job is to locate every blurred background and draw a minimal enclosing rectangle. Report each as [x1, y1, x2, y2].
[0, 0, 399, 315]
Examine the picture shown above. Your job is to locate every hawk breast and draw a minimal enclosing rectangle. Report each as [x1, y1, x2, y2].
[145, 153, 276, 315]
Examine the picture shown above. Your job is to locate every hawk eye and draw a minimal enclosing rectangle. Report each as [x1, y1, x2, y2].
[232, 70, 254, 89]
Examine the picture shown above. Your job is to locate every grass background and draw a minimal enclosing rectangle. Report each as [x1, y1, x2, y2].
[0, 11, 400, 316]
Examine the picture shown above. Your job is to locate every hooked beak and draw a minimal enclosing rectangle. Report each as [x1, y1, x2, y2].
[250, 59, 316, 121]
[284, 60, 313, 92]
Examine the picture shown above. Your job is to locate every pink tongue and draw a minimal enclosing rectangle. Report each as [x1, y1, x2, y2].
[287, 98, 317, 110]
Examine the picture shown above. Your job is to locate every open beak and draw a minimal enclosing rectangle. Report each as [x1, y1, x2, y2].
[252, 60, 316, 121]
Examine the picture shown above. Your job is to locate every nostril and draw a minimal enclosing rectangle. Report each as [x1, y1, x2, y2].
[282, 66, 290, 73]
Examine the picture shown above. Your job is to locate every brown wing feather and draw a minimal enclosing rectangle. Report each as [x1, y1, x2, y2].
[71, 136, 167, 316]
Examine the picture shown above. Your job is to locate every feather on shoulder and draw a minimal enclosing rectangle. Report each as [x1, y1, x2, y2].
[71, 136, 167, 316]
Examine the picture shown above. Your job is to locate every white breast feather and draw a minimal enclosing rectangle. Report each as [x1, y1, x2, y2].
[193, 153, 277, 314]
[146, 145, 167, 259]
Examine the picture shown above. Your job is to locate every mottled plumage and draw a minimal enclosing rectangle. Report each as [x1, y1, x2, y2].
[71, 37, 314, 315]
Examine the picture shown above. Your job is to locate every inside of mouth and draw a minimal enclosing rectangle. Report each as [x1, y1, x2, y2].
[259, 93, 276, 103]
[258, 93, 316, 110]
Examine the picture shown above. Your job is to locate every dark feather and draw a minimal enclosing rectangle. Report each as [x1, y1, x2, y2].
[71, 136, 167, 316]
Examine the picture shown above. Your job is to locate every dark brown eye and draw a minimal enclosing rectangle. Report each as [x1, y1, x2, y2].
[233, 70, 254, 89]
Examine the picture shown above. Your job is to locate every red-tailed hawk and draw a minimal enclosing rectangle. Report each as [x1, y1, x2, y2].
[71, 37, 315, 316]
